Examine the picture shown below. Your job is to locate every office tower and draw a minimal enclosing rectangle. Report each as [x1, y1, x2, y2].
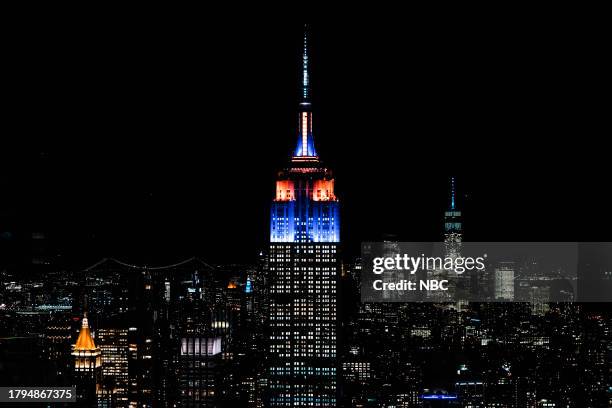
[241, 276, 259, 353]
[442, 177, 471, 307]
[172, 261, 235, 406]
[44, 314, 72, 380]
[528, 286, 550, 316]
[235, 273, 266, 407]
[178, 336, 223, 406]
[267, 26, 340, 407]
[97, 326, 129, 407]
[494, 262, 515, 300]
[444, 177, 462, 259]
[72, 312, 102, 405]
[381, 239, 404, 301]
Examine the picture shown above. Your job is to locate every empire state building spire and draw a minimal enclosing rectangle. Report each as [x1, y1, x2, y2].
[293, 24, 318, 161]
[301, 25, 311, 106]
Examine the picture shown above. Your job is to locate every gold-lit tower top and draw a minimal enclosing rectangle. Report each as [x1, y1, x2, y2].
[73, 313, 97, 352]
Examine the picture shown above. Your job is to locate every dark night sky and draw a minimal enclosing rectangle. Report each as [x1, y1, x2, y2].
[1, 23, 610, 268]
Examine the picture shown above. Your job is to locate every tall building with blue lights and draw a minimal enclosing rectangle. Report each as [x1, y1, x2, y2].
[444, 177, 462, 259]
[266, 26, 339, 407]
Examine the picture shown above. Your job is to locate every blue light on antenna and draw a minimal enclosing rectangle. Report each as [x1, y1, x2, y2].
[450, 176, 456, 210]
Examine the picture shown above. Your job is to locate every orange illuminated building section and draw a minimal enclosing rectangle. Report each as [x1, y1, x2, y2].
[74, 313, 97, 352]
[275, 180, 295, 201]
[72, 312, 102, 370]
[313, 179, 336, 201]
[275, 179, 336, 201]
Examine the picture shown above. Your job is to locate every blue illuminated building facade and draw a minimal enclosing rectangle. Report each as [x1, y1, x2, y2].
[269, 29, 339, 245]
[267, 26, 339, 407]
[269, 163, 340, 243]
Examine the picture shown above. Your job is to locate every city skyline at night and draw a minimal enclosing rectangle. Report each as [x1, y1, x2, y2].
[1, 23, 611, 407]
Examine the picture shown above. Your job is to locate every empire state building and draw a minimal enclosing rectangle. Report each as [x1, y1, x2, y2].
[266, 27, 340, 407]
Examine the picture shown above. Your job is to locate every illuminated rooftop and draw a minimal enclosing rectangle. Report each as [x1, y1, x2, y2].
[73, 313, 97, 351]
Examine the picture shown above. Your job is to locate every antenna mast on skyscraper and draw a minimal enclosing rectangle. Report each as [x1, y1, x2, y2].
[301, 24, 310, 106]
[450, 176, 456, 210]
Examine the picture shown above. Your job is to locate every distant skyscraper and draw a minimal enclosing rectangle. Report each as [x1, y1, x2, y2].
[444, 177, 462, 259]
[435, 177, 465, 304]
[44, 314, 72, 380]
[97, 326, 129, 407]
[72, 312, 102, 405]
[494, 262, 515, 300]
[267, 26, 339, 407]
[178, 336, 223, 407]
